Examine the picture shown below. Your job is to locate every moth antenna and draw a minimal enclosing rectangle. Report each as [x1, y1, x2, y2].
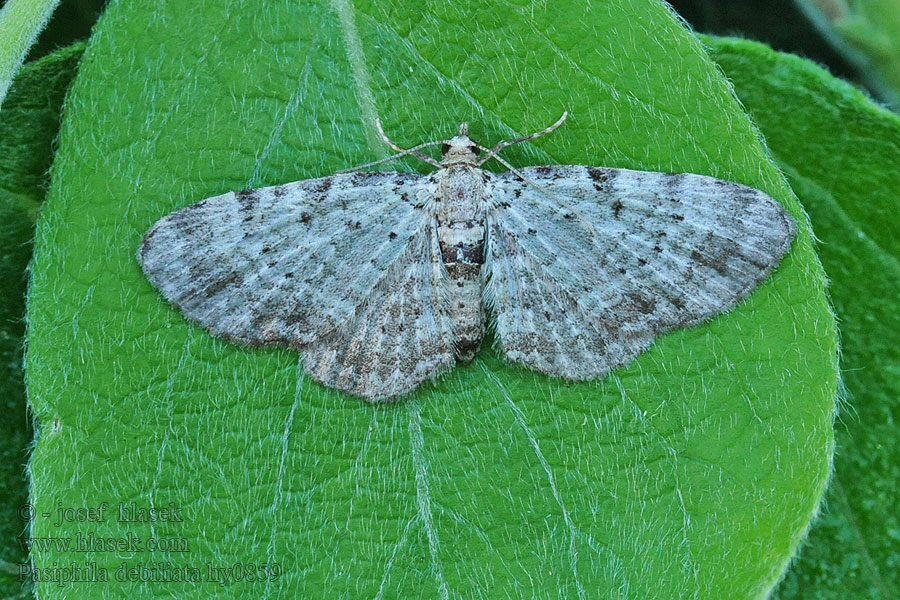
[337, 143, 443, 173]
[375, 117, 409, 154]
[338, 119, 445, 172]
[373, 118, 443, 168]
[477, 112, 568, 166]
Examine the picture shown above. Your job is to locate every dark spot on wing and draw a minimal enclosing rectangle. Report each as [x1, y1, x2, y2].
[188, 262, 205, 280]
[312, 178, 331, 195]
[637, 258, 648, 267]
[272, 186, 287, 198]
[671, 214, 685, 222]
[388, 231, 397, 240]
[589, 167, 615, 193]
[738, 190, 761, 207]
[690, 248, 729, 276]
[352, 172, 385, 186]
[527, 228, 537, 234]
[535, 166, 554, 176]
[262, 245, 272, 254]
[138, 230, 158, 260]
[201, 270, 243, 299]
[184, 199, 208, 211]
[626, 292, 656, 315]
[662, 172, 684, 191]
[236, 189, 257, 212]
[299, 212, 312, 224]
[588, 167, 609, 182]
[164, 209, 192, 228]
[612, 199, 623, 218]
[514, 188, 522, 198]
[284, 272, 293, 278]
[283, 305, 305, 327]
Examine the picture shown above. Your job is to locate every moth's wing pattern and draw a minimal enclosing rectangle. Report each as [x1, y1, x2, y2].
[484, 166, 796, 380]
[139, 171, 437, 350]
[301, 225, 457, 401]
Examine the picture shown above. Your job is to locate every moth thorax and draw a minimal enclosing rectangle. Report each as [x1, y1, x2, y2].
[441, 134, 482, 165]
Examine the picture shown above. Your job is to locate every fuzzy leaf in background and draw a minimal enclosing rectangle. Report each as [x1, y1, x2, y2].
[0, 41, 84, 598]
[705, 34, 900, 599]
[24, 1, 835, 598]
[0, 0, 62, 109]
[794, 0, 900, 109]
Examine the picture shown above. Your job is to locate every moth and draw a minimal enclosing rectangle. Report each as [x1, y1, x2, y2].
[139, 114, 796, 402]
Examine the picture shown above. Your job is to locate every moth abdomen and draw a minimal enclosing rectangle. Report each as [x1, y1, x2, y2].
[437, 217, 488, 363]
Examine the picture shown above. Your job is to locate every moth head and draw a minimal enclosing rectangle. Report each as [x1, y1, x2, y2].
[441, 123, 482, 164]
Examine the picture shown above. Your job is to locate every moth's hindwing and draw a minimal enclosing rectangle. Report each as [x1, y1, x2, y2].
[483, 166, 795, 379]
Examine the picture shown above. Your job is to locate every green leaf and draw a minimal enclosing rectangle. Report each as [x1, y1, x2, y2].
[0, 41, 84, 597]
[25, 2, 836, 597]
[703, 34, 900, 599]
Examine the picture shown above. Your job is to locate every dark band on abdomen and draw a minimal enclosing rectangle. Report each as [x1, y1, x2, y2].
[441, 239, 485, 266]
